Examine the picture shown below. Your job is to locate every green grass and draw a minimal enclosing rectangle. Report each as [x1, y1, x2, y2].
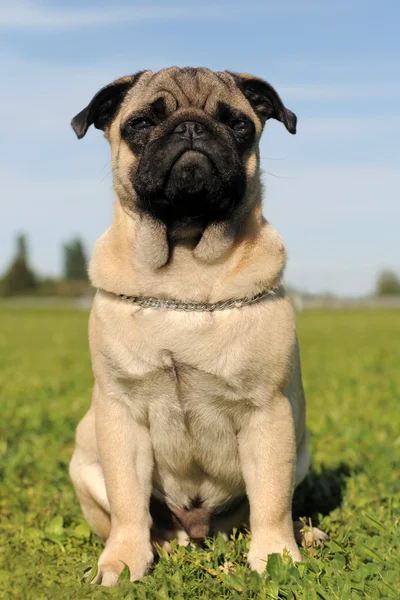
[0, 308, 399, 599]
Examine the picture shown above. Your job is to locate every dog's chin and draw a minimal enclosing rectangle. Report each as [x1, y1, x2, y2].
[164, 150, 213, 201]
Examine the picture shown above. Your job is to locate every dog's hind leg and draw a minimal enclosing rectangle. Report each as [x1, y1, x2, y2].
[70, 454, 111, 540]
[69, 406, 111, 540]
[293, 430, 328, 548]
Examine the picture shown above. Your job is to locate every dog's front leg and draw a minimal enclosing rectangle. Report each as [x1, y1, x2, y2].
[238, 395, 301, 573]
[93, 391, 154, 586]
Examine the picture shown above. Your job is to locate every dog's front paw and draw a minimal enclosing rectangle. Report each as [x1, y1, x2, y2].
[91, 540, 154, 586]
[248, 535, 302, 574]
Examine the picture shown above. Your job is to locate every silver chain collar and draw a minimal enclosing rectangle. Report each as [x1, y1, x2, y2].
[114, 286, 279, 312]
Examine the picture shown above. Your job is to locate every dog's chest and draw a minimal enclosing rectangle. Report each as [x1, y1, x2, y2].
[104, 309, 268, 507]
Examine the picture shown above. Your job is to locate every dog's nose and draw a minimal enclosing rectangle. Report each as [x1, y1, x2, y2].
[173, 121, 206, 139]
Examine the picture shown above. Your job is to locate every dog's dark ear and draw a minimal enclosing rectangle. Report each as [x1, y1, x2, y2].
[71, 72, 145, 139]
[229, 72, 297, 134]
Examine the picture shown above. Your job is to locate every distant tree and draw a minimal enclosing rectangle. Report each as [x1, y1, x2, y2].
[0, 234, 37, 296]
[375, 270, 400, 295]
[63, 238, 88, 281]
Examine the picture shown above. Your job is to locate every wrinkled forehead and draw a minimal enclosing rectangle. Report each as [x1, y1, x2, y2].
[118, 67, 253, 119]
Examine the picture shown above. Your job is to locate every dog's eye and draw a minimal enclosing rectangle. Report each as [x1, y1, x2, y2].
[229, 119, 249, 132]
[128, 118, 154, 131]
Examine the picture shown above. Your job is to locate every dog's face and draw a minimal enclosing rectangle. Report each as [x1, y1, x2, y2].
[72, 67, 296, 227]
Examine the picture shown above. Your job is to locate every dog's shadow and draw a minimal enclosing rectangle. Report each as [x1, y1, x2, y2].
[292, 462, 353, 521]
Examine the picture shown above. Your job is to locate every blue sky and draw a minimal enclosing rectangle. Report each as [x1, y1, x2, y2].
[1, 0, 399, 295]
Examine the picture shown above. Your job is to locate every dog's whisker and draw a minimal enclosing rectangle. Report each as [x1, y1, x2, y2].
[264, 171, 298, 180]
[260, 156, 288, 161]
[99, 160, 113, 174]
[99, 171, 113, 184]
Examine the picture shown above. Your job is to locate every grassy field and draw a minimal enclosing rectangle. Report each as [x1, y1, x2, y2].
[0, 307, 399, 599]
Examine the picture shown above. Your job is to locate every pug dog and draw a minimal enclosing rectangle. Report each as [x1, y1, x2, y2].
[69, 67, 316, 587]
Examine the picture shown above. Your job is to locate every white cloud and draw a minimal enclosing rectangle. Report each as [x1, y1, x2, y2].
[0, 0, 367, 32]
[0, 1, 230, 32]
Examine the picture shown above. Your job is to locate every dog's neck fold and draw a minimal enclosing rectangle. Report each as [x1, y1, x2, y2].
[133, 216, 236, 270]
[89, 192, 287, 303]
